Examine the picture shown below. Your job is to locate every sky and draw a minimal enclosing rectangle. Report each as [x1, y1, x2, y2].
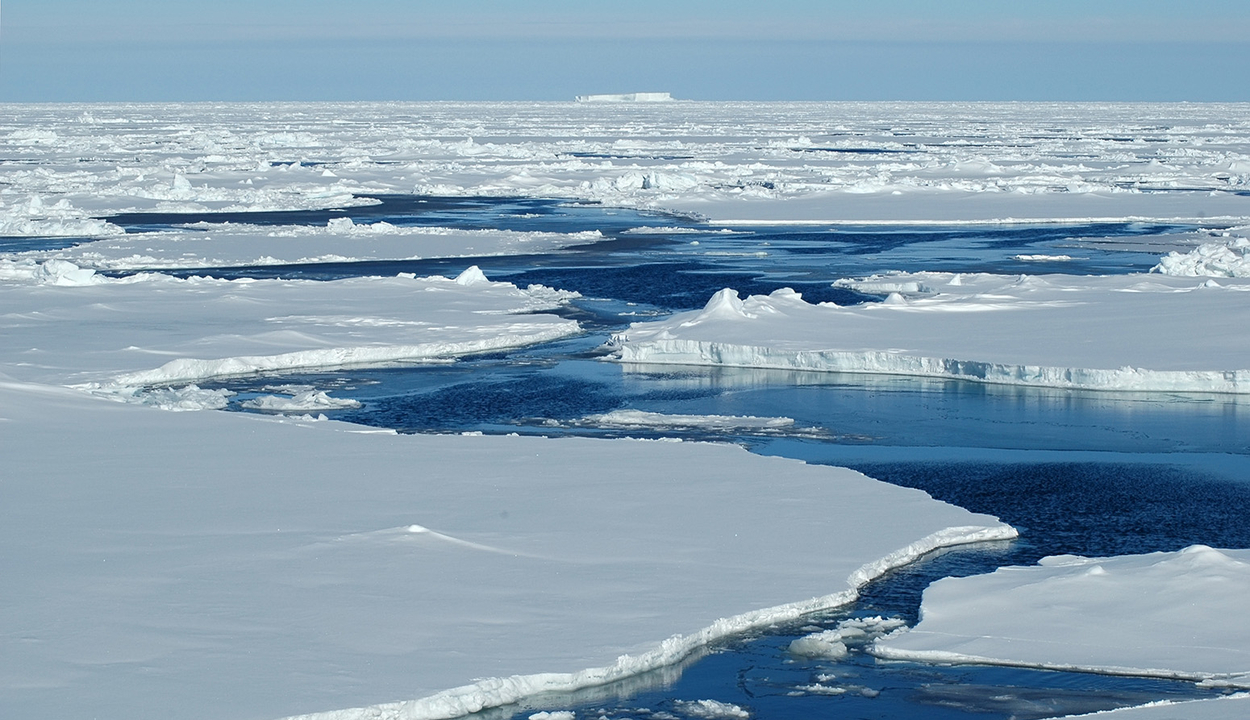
[2, 1, 1249, 102]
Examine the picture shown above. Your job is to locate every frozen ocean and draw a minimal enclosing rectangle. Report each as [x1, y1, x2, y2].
[2, 101, 1250, 720]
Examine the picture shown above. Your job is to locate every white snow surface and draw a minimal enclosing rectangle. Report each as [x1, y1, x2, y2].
[610, 273, 1250, 393]
[872, 546, 1250, 686]
[0, 262, 578, 389]
[1056, 694, 1250, 719]
[0, 380, 1013, 720]
[48, 224, 605, 271]
[1, 102, 1248, 230]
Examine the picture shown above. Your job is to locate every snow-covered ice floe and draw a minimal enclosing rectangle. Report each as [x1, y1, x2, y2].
[872, 546, 1250, 688]
[1056, 694, 1250, 719]
[0, 263, 578, 390]
[0, 380, 1013, 720]
[609, 272, 1250, 393]
[581, 410, 795, 431]
[37, 224, 606, 272]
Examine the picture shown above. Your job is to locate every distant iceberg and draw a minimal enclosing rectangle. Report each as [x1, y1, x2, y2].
[575, 92, 674, 103]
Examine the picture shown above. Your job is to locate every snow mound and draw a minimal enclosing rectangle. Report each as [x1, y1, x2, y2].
[1154, 236, 1250, 277]
[454, 265, 490, 286]
[872, 545, 1250, 686]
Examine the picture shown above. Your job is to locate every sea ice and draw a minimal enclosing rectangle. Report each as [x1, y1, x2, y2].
[580, 409, 795, 431]
[1154, 233, 1250, 278]
[672, 699, 750, 719]
[610, 273, 1250, 393]
[1056, 694, 1250, 719]
[240, 389, 362, 412]
[28, 224, 607, 272]
[0, 262, 579, 389]
[872, 545, 1250, 686]
[2, 102, 1249, 227]
[0, 380, 1012, 720]
[787, 616, 907, 660]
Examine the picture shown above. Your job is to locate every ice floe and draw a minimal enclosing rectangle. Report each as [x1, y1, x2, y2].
[0, 380, 1012, 720]
[672, 699, 750, 718]
[872, 545, 1250, 686]
[27, 224, 606, 272]
[610, 273, 1250, 393]
[0, 262, 580, 390]
[581, 410, 795, 431]
[1057, 694, 1250, 719]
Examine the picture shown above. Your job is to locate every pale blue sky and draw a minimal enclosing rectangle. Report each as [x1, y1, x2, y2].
[3, 1, 1249, 101]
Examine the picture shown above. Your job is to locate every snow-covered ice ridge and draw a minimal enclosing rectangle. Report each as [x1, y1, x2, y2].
[2, 102, 1249, 229]
[0, 380, 1013, 720]
[872, 545, 1250, 688]
[610, 272, 1250, 393]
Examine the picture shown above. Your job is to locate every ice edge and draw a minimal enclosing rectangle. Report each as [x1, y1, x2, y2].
[276, 523, 1017, 720]
[86, 324, 581, 389]
[613, 340, 1250, 394]
[866, 645, 1250, 689]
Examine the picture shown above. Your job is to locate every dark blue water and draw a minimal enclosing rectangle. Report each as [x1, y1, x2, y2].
[105, 194, 1192, 309]
[0, 236, 92, 252]
[118, 196, 1249, 718]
